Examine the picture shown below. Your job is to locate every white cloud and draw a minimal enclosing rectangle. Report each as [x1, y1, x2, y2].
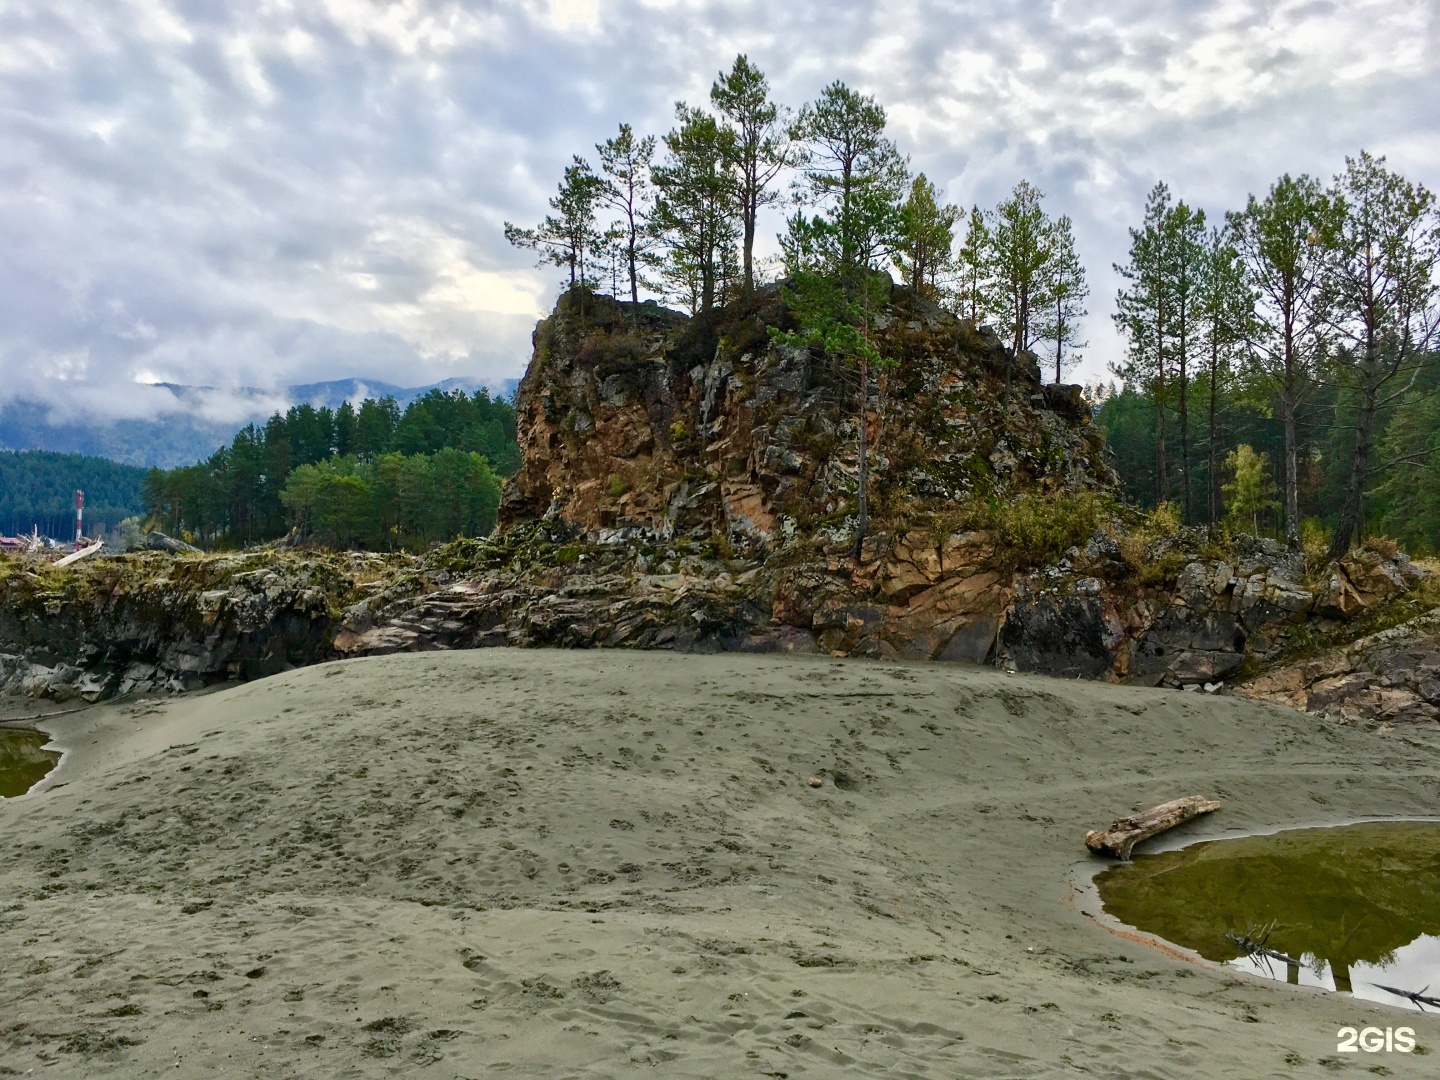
[0, 0, 1435, 433]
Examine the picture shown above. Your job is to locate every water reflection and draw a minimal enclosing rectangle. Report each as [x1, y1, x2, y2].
[1095, 822, 1440, 1012]
[0, 728, 60, 798]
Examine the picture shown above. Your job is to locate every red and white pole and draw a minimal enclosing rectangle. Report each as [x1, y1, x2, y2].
[75, 490, 84, 550]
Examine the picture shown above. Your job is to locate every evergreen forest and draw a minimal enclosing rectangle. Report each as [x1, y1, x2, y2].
[143, 388, 519, 550]
[0, 451, 149, 539]
[508, 56, 1440, 556]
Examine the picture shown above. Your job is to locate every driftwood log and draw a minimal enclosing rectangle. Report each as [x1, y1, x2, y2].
[1085, 796, 1221, 860]
[54, 541, 103, 568]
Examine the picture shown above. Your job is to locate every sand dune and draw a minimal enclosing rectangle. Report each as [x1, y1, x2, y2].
[3, 650, 1439, 1077]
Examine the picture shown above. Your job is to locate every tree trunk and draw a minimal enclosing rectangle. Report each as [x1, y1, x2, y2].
[1155, 301, 1168, 504]
[1282, 391, 1300, 548]
[1179, 297, 1191, 523]
[627, 223, 639, 307]
[1329, 352, 1380, 561]
[852, 356, 870, 561]
[742, 191, 756, 295]
[1054, 294, 1063, 384]
[1208, 339, 1220, 525]
[1085, 796, 1222, 861]
[1281, 312, 1302, 549]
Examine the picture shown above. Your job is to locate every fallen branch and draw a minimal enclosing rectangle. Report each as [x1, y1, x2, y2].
[1227, 922, 1300, 975]
[54, 541, 103, 568]
[1085, 795, 1221, 860]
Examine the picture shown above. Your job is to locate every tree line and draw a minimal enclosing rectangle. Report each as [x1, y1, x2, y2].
[1105, 154, 1439, 557]
[506, 56, 1087, 380]
[511, 58, 1440, 558]
[143, 388, 519, 549]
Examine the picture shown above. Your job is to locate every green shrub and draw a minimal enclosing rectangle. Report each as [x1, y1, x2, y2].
[1300, 518, 1332, 567]
[988, 490, 1112, 571]
[1116, 502, 1184, 586]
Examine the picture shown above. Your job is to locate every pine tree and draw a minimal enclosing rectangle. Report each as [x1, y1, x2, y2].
[894, 173, 959, 301]
[710, 56, 798, 294]
[595, 124, 657, 306]
[1039, 215, 1088, 384]
[784, 82, 907, 558]
[649, 105, 740, 314]
[1196, 227, 1254, 524]
[1114, 183, 1175, 505]
[1161, 199, 1207, 521]
[1228, 173, 1330, 548]
[954, 205, 992, 325]
[987, 180, 1057, 358]
[504, 157, 606, 289]
[1319, 151, 1440, 559]
[789, 82, 908, 283]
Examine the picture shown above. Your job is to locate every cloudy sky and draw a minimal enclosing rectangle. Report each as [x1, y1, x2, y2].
[2, 0, 1437, 424]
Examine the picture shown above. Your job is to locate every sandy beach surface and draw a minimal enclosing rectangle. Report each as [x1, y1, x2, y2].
[3, 649, 1439, 1078]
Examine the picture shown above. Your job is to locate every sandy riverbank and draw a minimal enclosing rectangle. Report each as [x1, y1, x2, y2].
[3, 650, 1439, 1077]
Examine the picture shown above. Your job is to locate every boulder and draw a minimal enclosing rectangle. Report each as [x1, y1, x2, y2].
[1132, 609, 1247, 687]
[998, 596, 1116, 679]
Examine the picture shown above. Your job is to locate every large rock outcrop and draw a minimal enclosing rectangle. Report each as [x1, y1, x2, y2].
[2, 287, 1435, 720]
[501, 285, 1115, 548]
[1241, 608, 1440, 724]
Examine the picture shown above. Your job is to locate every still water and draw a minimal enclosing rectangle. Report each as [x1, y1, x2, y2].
[0, 728, 60, 798]
[1096, 822, 1440, 1012]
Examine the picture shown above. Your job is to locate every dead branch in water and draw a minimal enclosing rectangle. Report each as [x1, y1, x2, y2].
[1227, 921, 1301, 975]
[1372, 983, 1440, 1011]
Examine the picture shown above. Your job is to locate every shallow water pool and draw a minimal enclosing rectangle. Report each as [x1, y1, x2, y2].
[1095, 822, 1440, 1012]
[0, 729, 60, 798]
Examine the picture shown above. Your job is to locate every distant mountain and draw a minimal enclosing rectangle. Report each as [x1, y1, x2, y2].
[0, 376, 521, 469]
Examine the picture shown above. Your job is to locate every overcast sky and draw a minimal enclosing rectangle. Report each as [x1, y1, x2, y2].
[2, 0, 1437, 424]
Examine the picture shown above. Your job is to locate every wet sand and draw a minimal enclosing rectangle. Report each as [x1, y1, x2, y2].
[3, 649, 1439, 1077]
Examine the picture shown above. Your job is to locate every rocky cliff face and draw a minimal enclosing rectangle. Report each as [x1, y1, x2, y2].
[3, 287, 1436, 721]
[502, 285, 1115, 549]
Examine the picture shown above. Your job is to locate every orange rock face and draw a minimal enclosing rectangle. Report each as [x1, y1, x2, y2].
[500, 285, 1115, 552]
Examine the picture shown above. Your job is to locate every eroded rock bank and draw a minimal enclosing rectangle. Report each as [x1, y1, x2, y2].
[2, 284, 1436, 714]
[3, 517, 1433, 711]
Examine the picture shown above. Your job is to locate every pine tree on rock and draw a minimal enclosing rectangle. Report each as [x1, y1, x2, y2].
[782, 82, 908, 560]
[987, 180, 1058, 359]
[954, 205, 993, 326]
[789, 82, 908, 284]
[895, 173, 959, 302]
[504, 158, 606, 289]
[650, 105, 740, 314]
[595, 124, 657, 307]
[710, 56, 798, 295]
[1040, 215, 1088, 384]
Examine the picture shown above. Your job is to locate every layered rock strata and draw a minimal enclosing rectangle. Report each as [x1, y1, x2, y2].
[2, 286, 1435, 719]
